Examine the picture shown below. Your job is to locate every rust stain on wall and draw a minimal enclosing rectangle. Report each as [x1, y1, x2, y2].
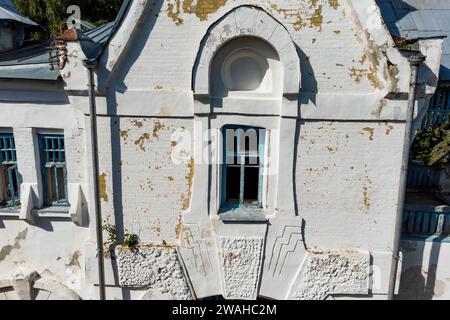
[327, 146, 336, 153]
[99, 173, 109, 202]
[309, 5, 323, 30]
[131, 120, 144, 128]
[67, 251, 81, 268]
[270, 1, 324, 31]
[328, 0, 339, 10]
[183, 0, 227, 21]
[372, 99, 388, 118]
[120, 130, 130, 142]
[0, 229, 28, 261]
[166, 1, 184, 25]
[361, 128, 374, 141]
[362, 186, 370, 209]
[152, 120, 166, 140]
[386, 62, 400, 92]
[385, 124, 394, 135]
[135, 133, 150, 151]
[182, 158, 195, 211]
[166, 0, 228, 25]
[349, 67, 366, 83]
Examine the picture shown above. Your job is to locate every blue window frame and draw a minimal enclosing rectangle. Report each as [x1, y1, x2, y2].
[39, 135, 69, 207]
[0, 133, 20, 208]
[221, 125, 265, 210]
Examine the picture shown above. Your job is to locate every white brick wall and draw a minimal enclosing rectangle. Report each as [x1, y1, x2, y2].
[97, 117, 194, 244]
[120, 0, 378, 94]
[296, 120, 405, 251]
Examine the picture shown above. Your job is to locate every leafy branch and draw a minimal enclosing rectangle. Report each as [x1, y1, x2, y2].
[410, 121, 450, 166]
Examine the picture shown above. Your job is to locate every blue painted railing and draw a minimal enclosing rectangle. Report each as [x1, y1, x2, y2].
[403, 207, 450, 236]
[407, 163, 440, 190]
[421, 87, 450, 129]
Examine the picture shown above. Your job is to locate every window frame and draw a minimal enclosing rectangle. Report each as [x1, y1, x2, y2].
[221, 125, 266, 212]
[0, 133, 20, 208]
[38, 134, 69, 207]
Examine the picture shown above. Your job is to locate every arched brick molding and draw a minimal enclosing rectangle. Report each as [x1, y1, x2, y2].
[193, 5, 300, 96]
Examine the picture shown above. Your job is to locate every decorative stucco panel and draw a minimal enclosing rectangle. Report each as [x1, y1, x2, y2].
[289, 252, 370, 300]
[116, 247, 192, 300]
[219, 237, 264, 300]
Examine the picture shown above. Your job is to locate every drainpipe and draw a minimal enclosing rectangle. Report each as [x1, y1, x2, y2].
[388, 51, 426, 300]
[83, 59, 106, 301]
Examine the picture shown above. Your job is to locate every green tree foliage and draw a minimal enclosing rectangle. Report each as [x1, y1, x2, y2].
[410, 121, 450, 166]
[13, 0, 123, 40]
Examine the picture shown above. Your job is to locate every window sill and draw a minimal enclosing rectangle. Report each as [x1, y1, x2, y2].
[219, 206, 268, 223]
[0, 206, 20, 218]
[35, 206, 70, 218]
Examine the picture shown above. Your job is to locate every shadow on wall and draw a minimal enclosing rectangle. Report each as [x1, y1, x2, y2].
[293, 44, 317, 217]
[96, 0, 164, 246]
[397, 239, 444, 300]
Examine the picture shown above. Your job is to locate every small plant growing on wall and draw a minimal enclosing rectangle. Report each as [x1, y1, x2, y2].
[102, 219, 140, 252]
[123, 231, 139, 252]
[102, 220, 117, 247]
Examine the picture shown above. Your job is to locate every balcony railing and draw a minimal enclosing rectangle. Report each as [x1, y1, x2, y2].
[407, 163, 441, 190]
[403, 206, 450, 236]
[421, 87, 450, 129]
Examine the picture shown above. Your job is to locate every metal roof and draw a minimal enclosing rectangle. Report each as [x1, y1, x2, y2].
[0, 0, 39, 27]
[0, 40, 60, 80]
[377, 0, 450, 80]
[84, 21, 115, 44]
[0, 0, 131, 80]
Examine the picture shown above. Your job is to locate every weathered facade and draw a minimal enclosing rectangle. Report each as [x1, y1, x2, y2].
[0, 0, 445, 300]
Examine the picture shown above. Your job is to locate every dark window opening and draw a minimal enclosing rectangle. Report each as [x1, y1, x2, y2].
[39, 135, 69, 207]
[222, 126, 265, 209]
[0, 134, 20, 208]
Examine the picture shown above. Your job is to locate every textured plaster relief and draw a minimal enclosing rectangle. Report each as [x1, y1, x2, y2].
[178, 224, 221, 298]
[289, 251, 370, 300]
[116, 246, 192, 300]
[219, 237, 264, 300]
[260, 217, 307, 300]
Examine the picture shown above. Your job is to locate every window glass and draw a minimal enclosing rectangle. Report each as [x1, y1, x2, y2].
[39, 135, 68, 207]
[222, 126, 265, 209]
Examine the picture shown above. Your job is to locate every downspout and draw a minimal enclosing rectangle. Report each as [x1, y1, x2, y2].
[388, 51, 426, 300]
[83, 59, 106, 301]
